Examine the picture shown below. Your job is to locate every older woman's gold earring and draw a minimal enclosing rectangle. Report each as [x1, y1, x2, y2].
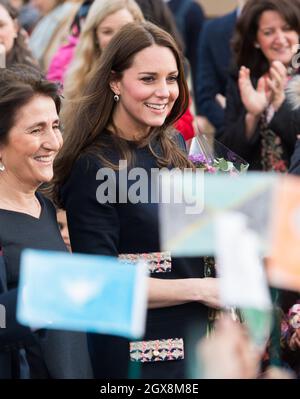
[114, 94, 120, 102]
[0, 161, 5, 172]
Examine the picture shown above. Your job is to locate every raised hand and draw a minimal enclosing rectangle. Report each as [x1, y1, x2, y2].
[238, 66, 271, 116]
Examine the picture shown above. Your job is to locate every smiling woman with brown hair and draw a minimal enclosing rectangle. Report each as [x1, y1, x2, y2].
[53, 22, 219, 379]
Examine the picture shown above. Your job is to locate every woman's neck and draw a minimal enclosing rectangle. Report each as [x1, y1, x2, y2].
[0, 174, 40, 216]
[111, 110, 150, 141]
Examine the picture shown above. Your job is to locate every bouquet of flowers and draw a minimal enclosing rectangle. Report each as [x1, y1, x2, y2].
[188, 134, 249, 174]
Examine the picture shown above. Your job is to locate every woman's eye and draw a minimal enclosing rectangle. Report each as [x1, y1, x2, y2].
[168, 76, 179, 82]
[101, 29, 113, 35]
[31, 129, 41, 135]
[141, 76, 154, 83]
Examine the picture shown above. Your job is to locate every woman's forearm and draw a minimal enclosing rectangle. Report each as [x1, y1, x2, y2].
[147, 277, 220, 309]
[245, 112, 260, 140]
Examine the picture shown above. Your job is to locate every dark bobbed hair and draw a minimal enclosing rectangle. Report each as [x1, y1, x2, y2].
[53, 21, 191, 205]
[0, 64, 62, 144]
[0, 0, 37, 67]
[232, 0, 300, 78]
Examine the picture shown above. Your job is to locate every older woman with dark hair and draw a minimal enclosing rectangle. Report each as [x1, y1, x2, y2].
[0, 65, 92, 379]
[217, 0, 300, 172]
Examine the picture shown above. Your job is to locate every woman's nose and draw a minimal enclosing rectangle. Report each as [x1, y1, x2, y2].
[43, 129, 63, 151]
[275, 30, 287, 44]
[155, 82, 170, 97]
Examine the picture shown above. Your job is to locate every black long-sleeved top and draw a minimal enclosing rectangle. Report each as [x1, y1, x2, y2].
[217, 72, 300, 171]
[61, 131, 209, 378]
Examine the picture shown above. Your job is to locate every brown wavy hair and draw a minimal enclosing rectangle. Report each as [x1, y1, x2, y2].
[53, 21, 191, 205]
[232, 0, 300, 78]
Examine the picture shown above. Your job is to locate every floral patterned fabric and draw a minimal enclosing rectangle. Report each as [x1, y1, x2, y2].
[260, 112, 288, 173]
[130, 338, 184, 363]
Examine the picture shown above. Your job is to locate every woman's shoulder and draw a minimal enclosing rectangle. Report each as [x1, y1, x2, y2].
[36, 192, 57, 218]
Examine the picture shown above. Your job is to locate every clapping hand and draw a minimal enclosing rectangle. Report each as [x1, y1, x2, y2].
[266, 61, 287, 111]
[239, 66, 272, 116]
[239, 61, 287, 116]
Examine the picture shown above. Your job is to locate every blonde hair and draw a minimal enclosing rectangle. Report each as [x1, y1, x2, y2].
[63, 0, 144, 99]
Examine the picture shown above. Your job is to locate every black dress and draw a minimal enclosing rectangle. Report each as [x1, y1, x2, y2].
[0, 192, 92, 379]
[61, 131, 210, 379]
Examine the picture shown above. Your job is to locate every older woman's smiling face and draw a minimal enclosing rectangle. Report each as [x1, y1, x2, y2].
[0, 94, 63, 190]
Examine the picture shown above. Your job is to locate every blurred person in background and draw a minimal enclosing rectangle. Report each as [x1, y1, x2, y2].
[217, 0, 300, 172]
[46, 0, 94, 83]
[62, 0, 144, 99]
[0, 0, 36, 67]
[195, 0, 247, 134]
[29, 0, 81, 71]
[166, 0, 205, 96]
[17, 0, 40, 35]
[57, 209, 72, 252]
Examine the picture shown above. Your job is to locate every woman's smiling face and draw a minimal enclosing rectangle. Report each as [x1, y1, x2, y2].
[111, 44, 179, 137]
[256, 10, 299, 66]
[0, 94, 63, 190]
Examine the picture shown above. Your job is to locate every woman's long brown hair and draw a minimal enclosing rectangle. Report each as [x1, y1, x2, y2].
[52, 22, 192, 206]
